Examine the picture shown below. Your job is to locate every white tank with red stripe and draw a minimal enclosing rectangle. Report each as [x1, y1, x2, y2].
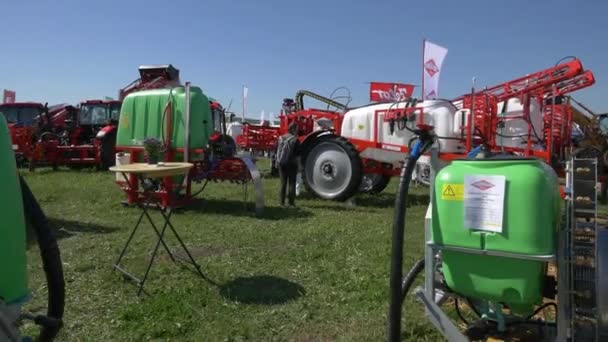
[340, 100, 462, 153]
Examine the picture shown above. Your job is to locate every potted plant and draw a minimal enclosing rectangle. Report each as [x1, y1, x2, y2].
[143, 137, 163, 165]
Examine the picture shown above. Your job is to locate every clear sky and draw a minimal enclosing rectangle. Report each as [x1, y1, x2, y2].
[2, 0, 607, 118]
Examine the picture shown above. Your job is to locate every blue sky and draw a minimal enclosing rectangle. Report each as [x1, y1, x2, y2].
[2, 0, 607, 118]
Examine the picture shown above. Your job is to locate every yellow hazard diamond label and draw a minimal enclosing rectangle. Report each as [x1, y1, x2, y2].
[441, 184, 464, 201]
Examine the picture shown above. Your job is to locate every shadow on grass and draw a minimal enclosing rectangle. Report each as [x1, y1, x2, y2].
[185, 199, 313, 220]
[354, 193, 430, 209]
[49, 218, 120, 235]
[219, 275, 305, 305]
[26, 218, 120, 246]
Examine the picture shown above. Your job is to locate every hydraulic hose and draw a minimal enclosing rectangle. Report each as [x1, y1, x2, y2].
[387, 135, 434, 342]
[400, 258, 424, 304]
[19, 176, 65, 342]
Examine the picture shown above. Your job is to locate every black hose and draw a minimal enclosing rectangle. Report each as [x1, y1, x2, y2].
[387, 139, 429, 342]
[19, 176, 65, 342]
[525, 302, 557, 320]
[400, 258, 424, 304]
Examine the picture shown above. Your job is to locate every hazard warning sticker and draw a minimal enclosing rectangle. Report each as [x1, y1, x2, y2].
[441, 184, 464, 201]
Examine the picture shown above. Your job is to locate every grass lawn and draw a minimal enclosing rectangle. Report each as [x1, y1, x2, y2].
[20, 161, 444, 341]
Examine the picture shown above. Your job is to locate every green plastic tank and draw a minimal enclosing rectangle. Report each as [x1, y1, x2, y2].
[116, 86, 213, 154]
[0, 115, 28, 304]
[432, 158, 560, 314]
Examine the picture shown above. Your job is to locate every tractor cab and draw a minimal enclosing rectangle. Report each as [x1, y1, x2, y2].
[208, 99, 236, 158]
[209, 99, 227, 134]
[76, 100, 121, 127]
[60, 100, 121, 146]
[0, 102, 46, 127]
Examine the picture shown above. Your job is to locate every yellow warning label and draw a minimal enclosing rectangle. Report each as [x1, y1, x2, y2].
[441, 184, 464, 201]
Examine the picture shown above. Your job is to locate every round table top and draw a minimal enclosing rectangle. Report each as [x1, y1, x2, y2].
[110, 162, 193, 178]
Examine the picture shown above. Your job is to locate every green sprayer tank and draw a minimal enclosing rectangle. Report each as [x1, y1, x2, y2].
[116, 86, 213, 156]
[0, 115, 28, 304]
[432, 158, 560, 314]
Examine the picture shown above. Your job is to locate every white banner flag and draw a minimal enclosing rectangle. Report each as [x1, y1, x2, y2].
[260, 110, 265, 124]
[422, 40, 448, 100]
[242, 85, 248, 120]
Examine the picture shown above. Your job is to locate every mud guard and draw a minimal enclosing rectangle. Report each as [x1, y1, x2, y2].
[240, 156, 265, 216]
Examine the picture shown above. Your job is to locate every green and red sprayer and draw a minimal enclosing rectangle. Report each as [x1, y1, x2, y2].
[113, 82, 264, 213]
[384, 57, 608, 340]
[0, 115, 65, 341]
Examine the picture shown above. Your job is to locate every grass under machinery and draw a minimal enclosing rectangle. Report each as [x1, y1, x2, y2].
[271, 58, 597, 202]
[0, 115, 65, 342]
[113, 83, 264, 212]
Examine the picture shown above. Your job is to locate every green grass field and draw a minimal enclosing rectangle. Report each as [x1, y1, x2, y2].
[21, 163, 444, 341]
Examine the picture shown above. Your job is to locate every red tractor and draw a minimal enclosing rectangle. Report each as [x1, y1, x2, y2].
[8, 65, 181, 171]
[275, 59, 596, 201]
[0, 102, 71, 167]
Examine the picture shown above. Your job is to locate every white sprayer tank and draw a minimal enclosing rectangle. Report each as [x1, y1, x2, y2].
[340, 100, 462, 160]
[226, 122, 243, 140]
[495, 98, 543, 150]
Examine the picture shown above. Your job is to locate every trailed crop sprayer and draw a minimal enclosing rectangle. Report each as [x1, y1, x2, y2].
[113, 83, 264, 212]
[271, 58, 596, 201]
[386, 108, 608, 340]
[0, 115, 65, 341]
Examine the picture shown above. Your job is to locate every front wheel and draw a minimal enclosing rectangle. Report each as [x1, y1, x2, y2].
[303, 136, 362, 201]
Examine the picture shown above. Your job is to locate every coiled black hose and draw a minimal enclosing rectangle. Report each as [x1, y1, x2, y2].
[19, 176, 65, 342]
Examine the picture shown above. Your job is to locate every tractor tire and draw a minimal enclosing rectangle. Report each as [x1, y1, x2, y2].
[359, 173, 391, 194]
[303, 136, 362, 201]
[100, 132, 116, 170]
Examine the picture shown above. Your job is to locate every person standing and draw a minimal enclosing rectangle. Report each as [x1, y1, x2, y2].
[276, 122, 300, 207]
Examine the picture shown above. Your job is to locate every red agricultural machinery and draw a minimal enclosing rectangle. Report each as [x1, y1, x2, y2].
[1, 64, 182, 171]
[236, 123, 280, 153]
[272, 58, 596, 201]
[0, 102, 73, 167]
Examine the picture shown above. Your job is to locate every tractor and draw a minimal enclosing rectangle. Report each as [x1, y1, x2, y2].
[21, 99, 119, 171]
[276, 58, 596, 202]
[0, 102, 72, 168]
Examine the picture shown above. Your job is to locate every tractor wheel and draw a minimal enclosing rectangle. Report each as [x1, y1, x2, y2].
[303, 136, 362, 201]
[359, 173, 391, 194]
[100, 132, 116, 170]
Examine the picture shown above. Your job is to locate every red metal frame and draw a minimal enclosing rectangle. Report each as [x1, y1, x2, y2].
[236, 124, 280, 152]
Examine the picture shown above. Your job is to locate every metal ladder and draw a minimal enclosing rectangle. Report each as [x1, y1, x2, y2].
[566, 158, 600, 340]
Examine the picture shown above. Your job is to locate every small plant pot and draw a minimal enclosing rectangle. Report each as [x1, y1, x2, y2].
[146, 154, 159, 165]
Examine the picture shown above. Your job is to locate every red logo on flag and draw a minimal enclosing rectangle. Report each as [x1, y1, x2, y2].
[424, 59, 439, 77]
[471, 180, 495, 191]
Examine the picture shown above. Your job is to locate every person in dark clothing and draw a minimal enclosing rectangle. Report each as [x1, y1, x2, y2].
[276, 122, 300, 207]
